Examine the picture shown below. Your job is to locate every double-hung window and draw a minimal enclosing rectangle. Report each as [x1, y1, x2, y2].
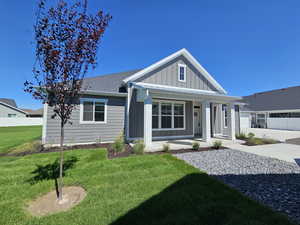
[178, 64, 186, 82]
[174, 104, 184, 128]
[80, 98, 107, 123]
[161, 103, 172, 129]
[152, 101, 185, 130]
[223, 104, 228, 128]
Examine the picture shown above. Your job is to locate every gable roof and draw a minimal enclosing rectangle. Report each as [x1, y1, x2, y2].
[0, 98, 17, 108]
[241, 85, 300, 112]
[82, 69, 141, 94]
[21, 108, 43, 116]
[122, 48, 227, 94]
[0, 99, 28, 115]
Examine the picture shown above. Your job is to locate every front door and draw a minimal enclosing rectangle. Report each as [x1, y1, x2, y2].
[194, 106, 202, 136]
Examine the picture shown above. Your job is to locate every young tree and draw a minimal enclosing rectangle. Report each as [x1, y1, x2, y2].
[24, 0, 111, 202]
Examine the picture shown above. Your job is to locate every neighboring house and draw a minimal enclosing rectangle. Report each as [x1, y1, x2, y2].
[42, 49, 242, 149]
[0, 98, 28, 118]
[21, 108, 43, 118]
[240, 86, 300, 130]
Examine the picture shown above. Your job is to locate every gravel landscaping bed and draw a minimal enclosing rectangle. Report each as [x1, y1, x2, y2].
[175, 149, 300, 224]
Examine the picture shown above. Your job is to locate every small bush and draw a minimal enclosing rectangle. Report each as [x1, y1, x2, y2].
[10, 140, 42, 154]
[162, 143, 170, 152]
[133, 140, 145, 155]
[212, 140, 222, 149]
[248, 132, 255, 139]
[236, 132, 247, 140]
[246, 137, 264, 146]
[111, 132, 125, 154]
[192, 141, 200, 151]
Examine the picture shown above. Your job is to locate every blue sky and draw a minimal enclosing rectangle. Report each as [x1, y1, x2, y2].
[0, 0, 300, 109]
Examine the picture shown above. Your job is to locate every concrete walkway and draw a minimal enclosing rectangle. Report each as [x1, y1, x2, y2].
[241, 128, 300, 142]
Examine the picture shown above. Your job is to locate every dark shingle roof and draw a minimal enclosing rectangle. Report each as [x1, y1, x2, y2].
[0, 98, 17, 108]
[82, 69, 141, 93]
[21, 108, 43, 116]
[241, 86, 300, 111]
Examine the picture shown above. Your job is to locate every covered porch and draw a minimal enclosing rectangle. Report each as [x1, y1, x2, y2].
[130, 82, 242, 151]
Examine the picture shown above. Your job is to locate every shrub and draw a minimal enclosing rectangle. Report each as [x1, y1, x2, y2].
[111, 132, 125, 154]
[133, 140, 145, 155]
[236, 132, 247, 140]
[212, 140, 222, 149]
[10, 140, 42, 154]
[192, 141, 200, 151]
[246, 137, 264, 146]
[248, 132, 255, 139]
[162, 143, 170, 152]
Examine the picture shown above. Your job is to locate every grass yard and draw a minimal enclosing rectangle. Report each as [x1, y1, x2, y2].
[0, 149, 295, 225]
[0, 126, 42, 154]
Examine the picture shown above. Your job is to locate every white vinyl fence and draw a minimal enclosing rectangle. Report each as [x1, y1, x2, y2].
[0, 118, 43, 127]
[267, 118, 300, 131]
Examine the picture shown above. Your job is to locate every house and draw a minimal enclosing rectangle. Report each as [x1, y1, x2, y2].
[0, 98, 28, 118]
[42, 49, 242, 150]
[21, 108, 43, 118]
[240, 86, 300, 131]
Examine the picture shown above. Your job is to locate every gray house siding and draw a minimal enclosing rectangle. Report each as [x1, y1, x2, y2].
[45, 95, 125, 145]
[136, 55, 218, 92]
[129, 90, 193, 139]
[0, 104, 26, 118]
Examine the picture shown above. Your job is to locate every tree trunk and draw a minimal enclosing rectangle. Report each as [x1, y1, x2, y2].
[58, 121, 64, 201]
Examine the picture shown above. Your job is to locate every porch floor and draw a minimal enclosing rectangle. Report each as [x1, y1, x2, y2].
[147, 138, 244, 152]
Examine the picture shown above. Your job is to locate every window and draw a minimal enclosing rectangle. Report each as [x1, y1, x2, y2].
[152, 102, 159, 129]
[223, 105, 228, 128]
[270, 112, 300, 118]
[8, 114, 16, 118]
[178, 64, 186, 82]
[152, 101, 185, 130]
[161, 103, 172, 128]
[174, 104, 184, 128]
[80, 98, 107, 123]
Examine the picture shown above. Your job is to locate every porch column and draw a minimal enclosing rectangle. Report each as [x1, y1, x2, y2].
[144, 90, 152, 150]
[201, 101, 211, 142]
[228, 103, 236, 141]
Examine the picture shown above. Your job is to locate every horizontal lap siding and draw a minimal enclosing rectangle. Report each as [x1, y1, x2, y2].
[129, 95, 193, 138]
[45, 96, 125, 145]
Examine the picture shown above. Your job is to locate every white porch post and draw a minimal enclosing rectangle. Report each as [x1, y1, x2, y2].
[202, 101, 211, 142]
[144, 90, 152, 150]
[228, 103, 236, 141]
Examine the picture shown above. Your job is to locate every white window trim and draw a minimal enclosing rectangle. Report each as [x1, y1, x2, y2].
[80, 98, 108, 124]
[178, 64, 187, 82]
[152, 100, 185, 131]
[223, 104, 228, 128]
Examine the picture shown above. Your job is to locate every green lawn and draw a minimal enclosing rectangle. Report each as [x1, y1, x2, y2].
[0, 126, 42, 154]
[0, 149, 294, 225]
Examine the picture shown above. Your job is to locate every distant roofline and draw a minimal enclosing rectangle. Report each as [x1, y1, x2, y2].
[244, 85, 300, 97]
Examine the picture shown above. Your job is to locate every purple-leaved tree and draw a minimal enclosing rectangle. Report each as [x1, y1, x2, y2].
[24, 0, 111, 202]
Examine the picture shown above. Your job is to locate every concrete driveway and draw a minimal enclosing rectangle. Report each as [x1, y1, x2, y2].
[226, 142, 300, 165]
[241, 128, 300, 142]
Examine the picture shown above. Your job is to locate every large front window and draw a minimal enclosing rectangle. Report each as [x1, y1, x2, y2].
[152, 101, 185, 130]
[80, 98, 107, 123]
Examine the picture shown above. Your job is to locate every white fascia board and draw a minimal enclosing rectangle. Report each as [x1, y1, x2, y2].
[132, 82, 241, 102]
[123, 48, 227, 94]
[80, 90, 127, 97]
[0, 102, 28, 115]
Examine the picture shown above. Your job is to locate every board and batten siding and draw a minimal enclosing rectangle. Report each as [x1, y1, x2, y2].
[135, 55, 218, 92]
[129, 89, 193, 138]
[44, 95, 126, 145]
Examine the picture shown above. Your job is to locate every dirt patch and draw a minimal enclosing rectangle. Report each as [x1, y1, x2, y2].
[27, 186, 86, 217]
